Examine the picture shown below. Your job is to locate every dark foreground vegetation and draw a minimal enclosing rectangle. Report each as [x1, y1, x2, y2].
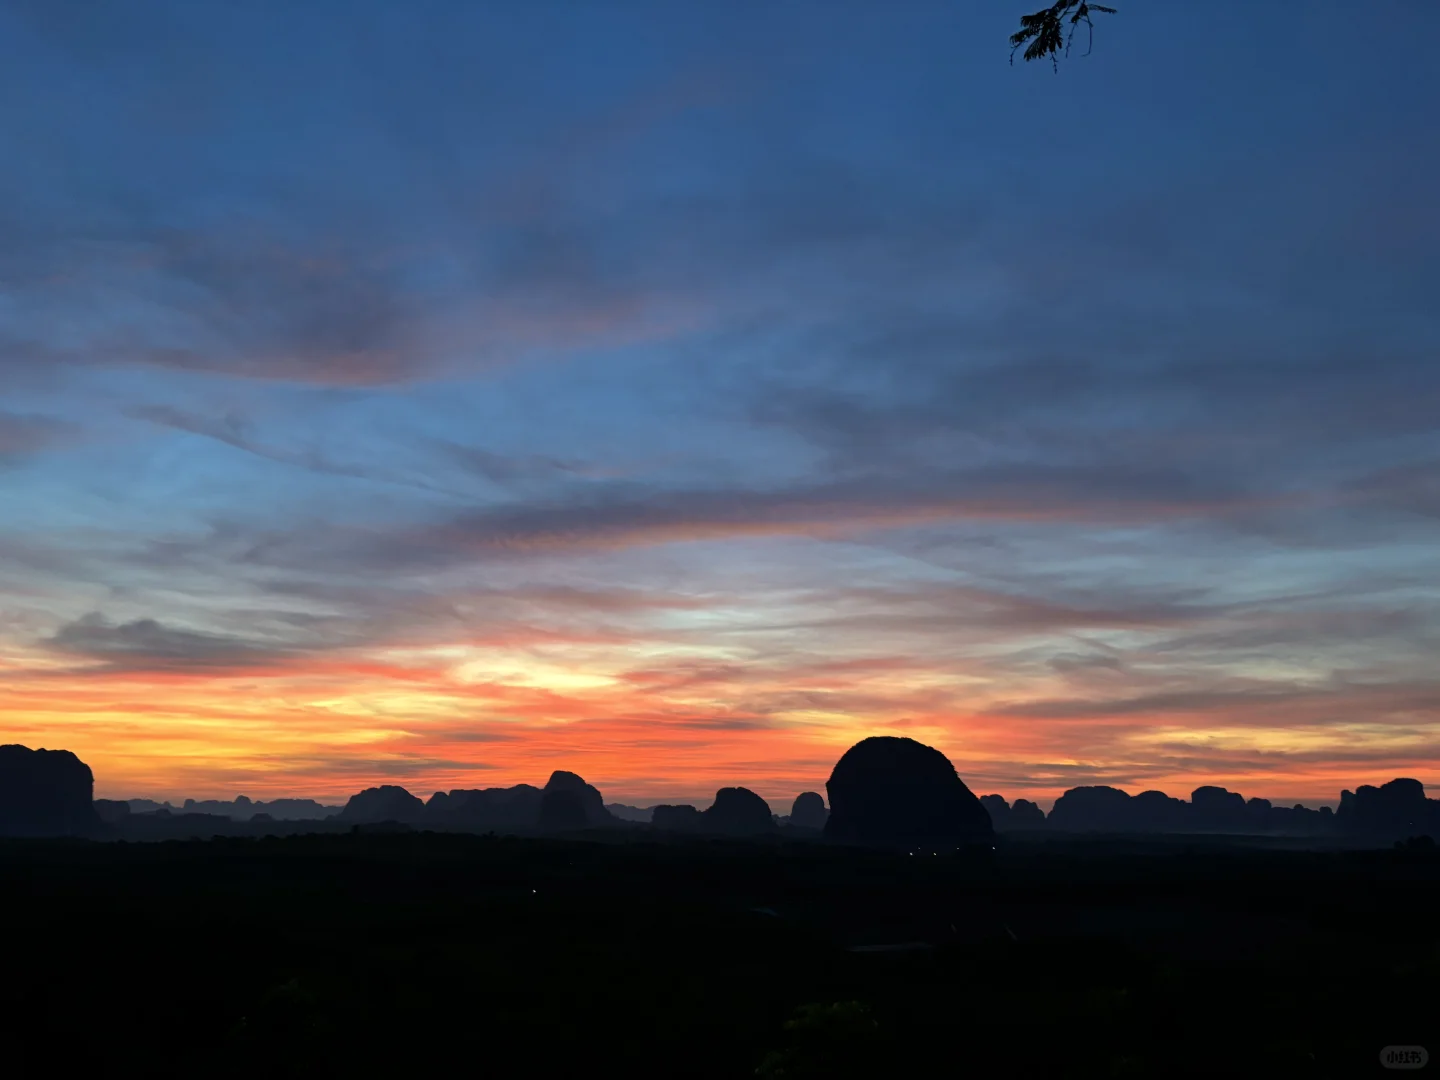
[3, 832, 1436, 1078]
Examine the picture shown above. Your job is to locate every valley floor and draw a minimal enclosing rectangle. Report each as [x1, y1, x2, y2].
[3, 832, 1435, 1078]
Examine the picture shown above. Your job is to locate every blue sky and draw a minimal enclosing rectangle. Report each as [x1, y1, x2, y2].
[1, 1, 1437, 806]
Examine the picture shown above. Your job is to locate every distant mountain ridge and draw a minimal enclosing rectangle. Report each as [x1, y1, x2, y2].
[127, 796, 342, 820]
[981, 778, 1440, 840]
[4, 740, 1438, 845]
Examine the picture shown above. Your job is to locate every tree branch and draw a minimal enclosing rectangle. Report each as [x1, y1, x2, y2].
[1010, 2, 1118, 72]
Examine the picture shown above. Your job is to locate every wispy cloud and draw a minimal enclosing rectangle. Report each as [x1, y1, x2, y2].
[0, 410, 76, 461]
[45, 612, 296, 673]
[123, 402, 466, 496]
[221, 464, 1289, 577]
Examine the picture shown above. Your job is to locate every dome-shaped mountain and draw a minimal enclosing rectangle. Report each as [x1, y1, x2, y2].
[541, 770, 613, 828]
[701, 787, 775, 835]
[823, 736, 991, 849]
[337, 785, 425, 824]
[788, 791, 828, 830]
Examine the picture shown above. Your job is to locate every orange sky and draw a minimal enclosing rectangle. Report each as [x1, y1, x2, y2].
[6, 609, 1434, 809]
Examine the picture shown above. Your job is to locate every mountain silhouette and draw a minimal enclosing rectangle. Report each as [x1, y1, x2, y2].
[979, 794, 1009, 829]
[1044, 784, 1346, 835]
[1010, 798, 1045, 827]
[423, 772, 614, 833]
[1338, 778, 1440, 839]
[338, 785, 425, 824]
[542, 770, 614, 827]
[0, 744, 101, 837]
[538, 788, 589, 830]
[1047, 785, 1135, 831]
[606, 803, 653, 823]
[94, 798, 132, 824]
[427, 784, 544, 830]
[176, 796, 340, 821]
[823, 736, 992, 850]
[651, 804, 703, 832]
[1190, 786, 1248, 831]
[788, 791, 828, 830]
[13, 736, 1435, 847]
[701, 787, 775, 835]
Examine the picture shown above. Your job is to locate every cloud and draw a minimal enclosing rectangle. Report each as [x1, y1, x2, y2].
[1142, 606, 1435, 658]
[0, 411, 76, 461]
[247, 462, 1282, 575]
[825, 582, 1212, 634]
[440, 441, 597, 488]
[984, 679, 1440, 724]
[45, 613, 297, 673]
[255, 755, 503, 782]
[127, 403, 282, 458]
[124, 402, 464, 495]
[1342, 460, 1440, 520]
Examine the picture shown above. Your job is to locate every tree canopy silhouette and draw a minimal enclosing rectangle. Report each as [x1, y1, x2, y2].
[1011, 1, 1117, 72]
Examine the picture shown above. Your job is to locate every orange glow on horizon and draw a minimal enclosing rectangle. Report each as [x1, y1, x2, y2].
[5, 633, 1434, 810]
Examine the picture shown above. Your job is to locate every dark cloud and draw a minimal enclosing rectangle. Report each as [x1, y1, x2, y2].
[985, 679, 1440, 723]
[440, 441, 597, 488]
[748, 342, 1440, 480]
[831, 582, 1213, 633]
[45, 612, 294, 673]
[1142, 607, 1436, 658]
[0, 535, 98, 580]
[0, 410, 75, 461]
[259, 755, 502, 782]
[0, 164, 432, 382]
[260, 461, 1275, 573]
[1047, 652, 1127, 674]
[0, 14, 749, 389]
[1342, 460, 1440, 519]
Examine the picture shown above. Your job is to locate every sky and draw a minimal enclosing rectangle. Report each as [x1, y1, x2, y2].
[1, 1, 1437, 809]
